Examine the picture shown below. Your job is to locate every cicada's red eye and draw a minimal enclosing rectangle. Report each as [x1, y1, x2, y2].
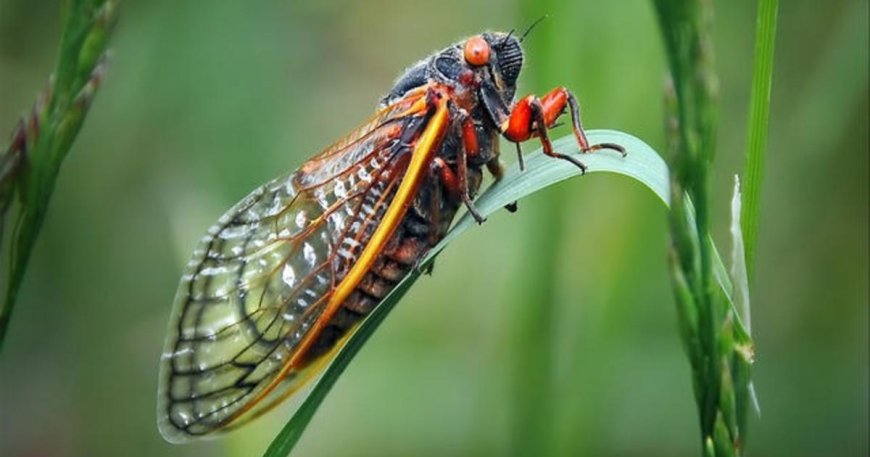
[463, 36, 490, 66]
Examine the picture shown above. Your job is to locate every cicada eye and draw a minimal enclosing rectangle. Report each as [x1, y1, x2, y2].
[463, 36, 490, 66]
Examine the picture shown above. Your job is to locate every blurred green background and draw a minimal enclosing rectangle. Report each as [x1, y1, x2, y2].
[0, 1, 866, 456]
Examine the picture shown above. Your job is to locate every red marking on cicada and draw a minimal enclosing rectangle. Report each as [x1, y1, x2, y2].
[432, 157, 460, 199]
[461, 116, 479, 158]
[458, 69, 475, 87]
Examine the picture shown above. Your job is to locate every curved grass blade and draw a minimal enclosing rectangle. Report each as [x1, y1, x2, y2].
[261, 129, 669, 457]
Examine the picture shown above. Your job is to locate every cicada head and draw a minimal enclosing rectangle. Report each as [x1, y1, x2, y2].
[383, 31, 523, 111]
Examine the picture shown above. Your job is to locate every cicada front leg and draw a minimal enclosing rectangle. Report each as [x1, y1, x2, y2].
[501, 87, 627, 174]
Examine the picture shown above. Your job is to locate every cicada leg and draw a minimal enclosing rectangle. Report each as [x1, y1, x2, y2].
[482, 156, 518, 213]
[432, 106, 487, 224]
[501, 87, 627, 174]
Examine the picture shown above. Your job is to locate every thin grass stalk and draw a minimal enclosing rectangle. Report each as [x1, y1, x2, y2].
[653, 0, 755, 455]
[0, 0, 117, 348]
[741, 0, 779, 281]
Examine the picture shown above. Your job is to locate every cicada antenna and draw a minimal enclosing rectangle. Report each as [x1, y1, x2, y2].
[500, 29, 515, 47]
[519, 14, 548, 42]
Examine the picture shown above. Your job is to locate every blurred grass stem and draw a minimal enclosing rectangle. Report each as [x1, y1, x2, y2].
[741, 0, 779, 281]
[0, 0, 117, 348]
[653, 0, 758, 455]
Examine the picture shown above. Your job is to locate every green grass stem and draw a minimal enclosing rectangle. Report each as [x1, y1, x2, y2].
[652, 0, 757, 455]
[741, 0, 779, 281]
[0, 0, 117, 349]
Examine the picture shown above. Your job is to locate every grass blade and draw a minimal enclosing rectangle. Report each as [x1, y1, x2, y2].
[741, 0, 779, 280]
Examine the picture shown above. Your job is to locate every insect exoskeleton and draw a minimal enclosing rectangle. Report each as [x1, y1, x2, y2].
[157, 30, 625, 442]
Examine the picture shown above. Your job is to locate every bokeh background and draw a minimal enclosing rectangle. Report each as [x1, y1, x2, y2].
[0, 1, 866, 456]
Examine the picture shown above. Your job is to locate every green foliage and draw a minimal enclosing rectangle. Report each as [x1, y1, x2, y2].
[262, 130, 669, 457]
[652, 0, 775, 455]
[742, 0, 779, 281]
[0, 0, 117, 347]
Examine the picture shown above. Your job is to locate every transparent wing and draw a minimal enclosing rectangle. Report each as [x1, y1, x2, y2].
[157, 90, 433, 442]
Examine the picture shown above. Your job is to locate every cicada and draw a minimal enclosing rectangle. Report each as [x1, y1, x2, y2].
[157, 30, 624, 442]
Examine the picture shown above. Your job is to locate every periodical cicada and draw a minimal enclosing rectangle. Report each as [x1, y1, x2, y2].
[157, 29, 625, 442]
